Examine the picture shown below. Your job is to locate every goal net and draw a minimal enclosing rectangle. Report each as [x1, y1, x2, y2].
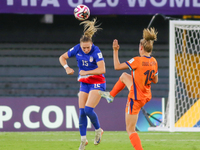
[150, 20, 200, 132]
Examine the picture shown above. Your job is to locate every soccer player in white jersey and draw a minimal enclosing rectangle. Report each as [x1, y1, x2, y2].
[59, 18, 105, 150]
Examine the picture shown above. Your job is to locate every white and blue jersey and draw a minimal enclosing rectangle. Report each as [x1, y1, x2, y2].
[67, 44, 106, 84]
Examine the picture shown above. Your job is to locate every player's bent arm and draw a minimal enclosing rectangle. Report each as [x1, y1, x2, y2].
[83, 60, 106, 75]
[59, 51, 69, 67]
[113, 50, 129, 70]
[115, 62, 129, 70]
[152, 75, 158, 84]
[59, 52, 74, 75]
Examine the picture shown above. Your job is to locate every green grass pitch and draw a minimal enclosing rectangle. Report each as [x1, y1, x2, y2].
[0, 131, 200, 150]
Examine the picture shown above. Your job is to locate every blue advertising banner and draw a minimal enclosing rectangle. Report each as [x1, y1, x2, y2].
[137, 98, 162, 131]
[0, 0, 200, 15]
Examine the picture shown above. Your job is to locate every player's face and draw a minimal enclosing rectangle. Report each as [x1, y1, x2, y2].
[80, 41, 92, 54]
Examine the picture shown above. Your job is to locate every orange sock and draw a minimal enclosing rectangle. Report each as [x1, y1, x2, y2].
[110, 78, 125, 97]
[129, 132, 143, 150]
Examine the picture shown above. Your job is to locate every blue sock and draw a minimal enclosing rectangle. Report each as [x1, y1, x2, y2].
[84, 106, 100, 130]
[79, 108, 87, 136]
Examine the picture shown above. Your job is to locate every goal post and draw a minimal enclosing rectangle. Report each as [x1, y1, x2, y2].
[149, 20, 200, 132]
[169, 20, 200, 132]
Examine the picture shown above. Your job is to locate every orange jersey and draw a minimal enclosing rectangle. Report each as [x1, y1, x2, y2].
[125, 56, 158, 102]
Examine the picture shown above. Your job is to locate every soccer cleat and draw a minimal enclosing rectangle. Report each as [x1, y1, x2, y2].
[85, 140, 88, 146]
[94, 128, 104, 145]
[79, 139, 88, 150]
[99, 91, 114, 103]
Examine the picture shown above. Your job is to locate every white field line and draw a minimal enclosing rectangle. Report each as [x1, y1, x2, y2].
[0, 132, 198, 136]
[0, 138, 199, 142]
[142, 139, 200, 141]
[0, 132, 78, 135]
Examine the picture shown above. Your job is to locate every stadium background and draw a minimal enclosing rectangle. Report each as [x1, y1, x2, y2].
[0, 1, 199, 132]
[0, 14, 171, 97]
[0, 13, 173, 131]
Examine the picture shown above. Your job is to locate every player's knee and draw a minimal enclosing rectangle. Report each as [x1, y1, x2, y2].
[120, 72, 128, 81]
[126, 125, 136, 135]
[84, 106, 93, 116]
[79, 108, 86, 118]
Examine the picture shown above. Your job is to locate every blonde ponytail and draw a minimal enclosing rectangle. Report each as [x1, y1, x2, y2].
[80, 18, 102, 43]
[140, 28, 158, 53]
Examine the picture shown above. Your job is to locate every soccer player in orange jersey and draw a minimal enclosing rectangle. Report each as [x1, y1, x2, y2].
[99, 28, 158, 150]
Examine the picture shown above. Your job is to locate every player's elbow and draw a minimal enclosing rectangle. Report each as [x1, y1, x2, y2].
[101, 68, 106, 74]
[114, 65, 121, 70]
[59, 55, 64, 62]
[153, 80, 158, 84]
[101, 70, 106, 74]
[98, 67, 106, 74]
[153, 77, 158, 84]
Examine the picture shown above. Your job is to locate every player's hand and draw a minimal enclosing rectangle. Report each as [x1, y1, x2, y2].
[65, 67, 74, 75]
[113, 39, 120, 51]
[79, 70, 87, 76]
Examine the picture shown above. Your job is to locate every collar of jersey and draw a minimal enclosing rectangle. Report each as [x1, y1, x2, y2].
[142, 55, 151, 58]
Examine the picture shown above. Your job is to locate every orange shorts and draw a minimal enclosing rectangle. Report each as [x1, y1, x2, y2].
[125, 97, 147, 115]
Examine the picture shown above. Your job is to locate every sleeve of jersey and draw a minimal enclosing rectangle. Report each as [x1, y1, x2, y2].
[94, 47, 104, 62]
[125, 58, 139, 70]
[155, 61, 159, 76]
[67, 45, 79, 58]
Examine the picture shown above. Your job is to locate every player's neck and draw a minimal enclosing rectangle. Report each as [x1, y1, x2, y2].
[142, 55, 150, 57]
[141, 52, 151, 57]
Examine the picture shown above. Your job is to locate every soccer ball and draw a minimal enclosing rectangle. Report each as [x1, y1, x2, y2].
[74, 4, 90, 21]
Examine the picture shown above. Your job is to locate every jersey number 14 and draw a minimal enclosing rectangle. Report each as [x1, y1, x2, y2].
[144, 70, 155, 86]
